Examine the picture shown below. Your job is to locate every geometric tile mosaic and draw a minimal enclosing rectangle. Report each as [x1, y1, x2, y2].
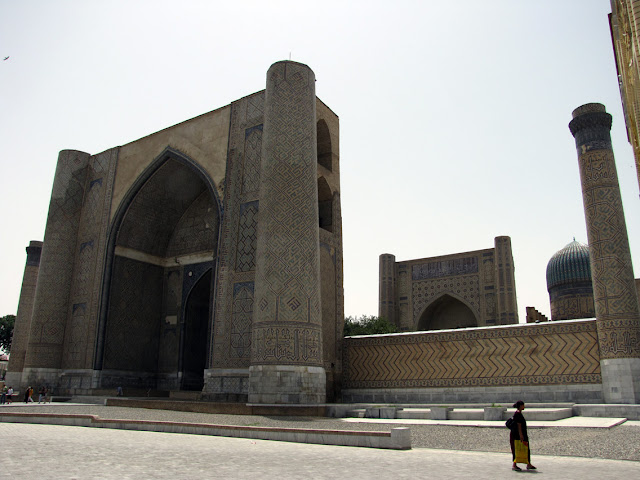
[343, 320, 601, 389]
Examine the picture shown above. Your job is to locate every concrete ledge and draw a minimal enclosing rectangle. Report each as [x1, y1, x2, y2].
[0, 412, 411, 450]
[341, 384, 604, 404]
[573, 404, 640, 420]
[106, 398, 328, 417]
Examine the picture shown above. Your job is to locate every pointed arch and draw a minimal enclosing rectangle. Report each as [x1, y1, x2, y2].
[94, 147, 222, 382]
[416, 293, 479, 331]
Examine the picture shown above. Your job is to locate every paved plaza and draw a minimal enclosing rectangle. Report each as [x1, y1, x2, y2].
[2, 419, 640, 479]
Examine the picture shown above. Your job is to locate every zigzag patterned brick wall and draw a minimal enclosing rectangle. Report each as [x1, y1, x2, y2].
[343, 320, 601, 389]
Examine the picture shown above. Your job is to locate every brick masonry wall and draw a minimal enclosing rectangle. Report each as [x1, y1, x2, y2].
[343, 320, 601, 390]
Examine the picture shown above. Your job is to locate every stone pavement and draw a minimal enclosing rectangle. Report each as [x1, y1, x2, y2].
[1, 422, 639, 479]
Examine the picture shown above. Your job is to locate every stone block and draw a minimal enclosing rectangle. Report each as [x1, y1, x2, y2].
[365, 407, 380, 418]
[483, 407, 507, 421]
[430, 407, 452, 420]
[379, 407, 397, 419]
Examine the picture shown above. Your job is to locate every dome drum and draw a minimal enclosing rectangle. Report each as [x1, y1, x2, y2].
[546, 240, 595, 321]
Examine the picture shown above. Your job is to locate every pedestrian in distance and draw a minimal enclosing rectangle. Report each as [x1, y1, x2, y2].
[6, 386, 13, 403]
[509, 400, 536, 471]
[38, 385, 46, 403]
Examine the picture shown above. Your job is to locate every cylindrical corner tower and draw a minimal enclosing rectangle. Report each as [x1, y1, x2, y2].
[249, 61, 325, 404]
[378, 254, 397, 325]
[494, 236, 519, 325]
[23, 150, 89, 385]
[5, 241, 43, 387]
[569, 103, 640, 403]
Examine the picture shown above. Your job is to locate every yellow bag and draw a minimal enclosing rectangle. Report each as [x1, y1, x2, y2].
[514, 440, 529, 464]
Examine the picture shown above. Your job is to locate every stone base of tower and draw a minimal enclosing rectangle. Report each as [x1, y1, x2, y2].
[18, 368, 62, 393]
[248, 365, 326, 404]
[601, 358, 640, 404]
[3, 371, 24, 391]
[202, 368, 250, 402]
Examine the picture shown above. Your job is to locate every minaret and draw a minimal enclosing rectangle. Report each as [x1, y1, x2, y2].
[494, 236, 519, 325]
[569, 103, 640, 403]
[378, 254, 397, 326]
[249, 61, 325, 404]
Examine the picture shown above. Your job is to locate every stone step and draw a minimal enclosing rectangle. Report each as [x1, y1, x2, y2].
[383, 407, 575, 421]
[169, 391, 202, 401]
[396, 408, 431, 419]
[519, 407, 574, 421]
[346, 409, 366, 418]
[448, 408, 484, 420]
[69, 395, 107, 405]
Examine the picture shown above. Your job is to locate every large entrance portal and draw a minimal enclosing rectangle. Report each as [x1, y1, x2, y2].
[417, 294, 478, 331]
[97, 151, 219, 392]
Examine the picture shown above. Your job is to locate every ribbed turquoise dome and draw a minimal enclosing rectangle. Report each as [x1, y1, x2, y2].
[546, 240, 592, 290]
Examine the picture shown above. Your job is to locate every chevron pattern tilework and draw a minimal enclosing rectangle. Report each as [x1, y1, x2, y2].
[342, 321, 601, 389]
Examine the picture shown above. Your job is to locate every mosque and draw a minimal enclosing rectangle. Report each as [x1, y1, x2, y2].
[6, 2, 640, 405]
[6, 61, 344, 404]
[377, 235, 598, 332]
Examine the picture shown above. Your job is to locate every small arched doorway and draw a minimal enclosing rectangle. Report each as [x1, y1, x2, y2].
[417, 294, 478, 331]
[181, 270, 212, 391]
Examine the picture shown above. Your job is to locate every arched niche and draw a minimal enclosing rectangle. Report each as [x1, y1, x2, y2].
[416, 294, 478, 331]
[317, 119, 332, 171]
[318, 177, 333, 233]
[96, 149, 220, 392]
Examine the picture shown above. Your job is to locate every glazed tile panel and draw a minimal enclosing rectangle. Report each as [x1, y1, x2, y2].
[343, 321, 601, 388]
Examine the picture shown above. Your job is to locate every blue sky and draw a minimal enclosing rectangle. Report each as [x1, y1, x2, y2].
[1, 0, 638, 321]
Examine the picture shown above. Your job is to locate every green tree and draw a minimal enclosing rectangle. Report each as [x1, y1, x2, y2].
[343, 315, 397, 336]
[0, 314, 16, 353]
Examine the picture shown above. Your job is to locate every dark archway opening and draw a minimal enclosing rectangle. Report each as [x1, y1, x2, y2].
[98, 152, 220, 392]
[182, 270, 212, 391]
[317, 120, 332, 171]
[318, 177, 333, 232]
[417, 294, 478, 331]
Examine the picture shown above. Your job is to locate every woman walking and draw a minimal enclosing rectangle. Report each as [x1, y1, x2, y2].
[510, 400, 536, 471]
